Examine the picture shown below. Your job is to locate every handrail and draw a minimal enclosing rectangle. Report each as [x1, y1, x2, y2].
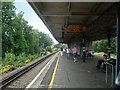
[104, 60, 114, 87]
[106, 63, 114, 87]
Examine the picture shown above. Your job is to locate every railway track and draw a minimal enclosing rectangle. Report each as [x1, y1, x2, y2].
[0, 51, 59, 89]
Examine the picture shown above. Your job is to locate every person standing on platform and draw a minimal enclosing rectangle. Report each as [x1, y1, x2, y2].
[66, 48, 71, 59]
[60, 48, 63, 56]
[72, 46, 78, 62]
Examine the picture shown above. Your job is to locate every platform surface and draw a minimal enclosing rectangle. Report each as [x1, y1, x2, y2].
[52, 53, 112, 88]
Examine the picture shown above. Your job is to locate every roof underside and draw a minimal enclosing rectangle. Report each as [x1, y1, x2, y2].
[28, 2, 116, 43]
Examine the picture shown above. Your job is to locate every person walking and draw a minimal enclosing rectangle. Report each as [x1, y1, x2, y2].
[72, 46, 78, 62]
[66, 48, 71, 59]
[60, 48, 63, 56]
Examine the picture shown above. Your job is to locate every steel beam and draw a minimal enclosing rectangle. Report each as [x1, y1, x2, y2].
[41, 12, 100, 16]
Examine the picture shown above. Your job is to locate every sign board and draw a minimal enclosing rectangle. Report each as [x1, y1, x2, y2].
[65, 26, 89, 32]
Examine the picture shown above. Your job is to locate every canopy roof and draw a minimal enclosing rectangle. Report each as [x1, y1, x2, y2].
[28, 2, 116, 43]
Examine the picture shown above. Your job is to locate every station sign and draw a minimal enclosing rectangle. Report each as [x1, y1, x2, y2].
[65, 26, 89, 32]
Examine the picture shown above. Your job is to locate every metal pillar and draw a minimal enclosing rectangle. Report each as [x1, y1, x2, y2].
[82, 32, 86, 62]
[67, 43, 70, 48]
[62, 32, 64, 39]
[116, 2, 120, 77]
[107, 30, 111, 58]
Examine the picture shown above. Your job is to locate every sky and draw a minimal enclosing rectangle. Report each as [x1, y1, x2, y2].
[14, 0, 58, 45]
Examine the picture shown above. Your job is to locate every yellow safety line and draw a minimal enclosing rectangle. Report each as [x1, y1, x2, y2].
[48, 55, 60, 90]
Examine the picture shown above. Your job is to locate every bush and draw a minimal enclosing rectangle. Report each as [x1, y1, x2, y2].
[25, 59, 31, 63]
[46, 46, 52, 52]
[52, 48, 58, 51]
[46, 51, 50, 55]
[111, 54, 116, 59]
[32, 54, 41, 59]
[2, 53, 16, 66]
[1, 53, 41, 75]
[94, 52, 104, 56]
[16, 53, 27, 65]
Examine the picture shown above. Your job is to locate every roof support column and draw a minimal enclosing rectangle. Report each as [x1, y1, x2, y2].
[115, 2, 120, 77]
[67, 43, 70, 48]
[82, 32, 86, 63]
[107, 30, 111, 58]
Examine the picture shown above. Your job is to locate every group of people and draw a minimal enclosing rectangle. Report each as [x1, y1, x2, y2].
[60, 46, 78, 62]
[60, 46, 94, 62]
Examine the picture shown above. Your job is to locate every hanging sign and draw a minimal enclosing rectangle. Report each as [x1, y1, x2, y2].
[65, 26, 89, 32]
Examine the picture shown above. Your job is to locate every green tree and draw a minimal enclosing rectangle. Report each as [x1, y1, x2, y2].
[111, 38, 116, 54]
[53, 43, 67, 49]
[2, 2, 16, 57]
[39, 32, 53, 48]
[92, 38, 116, 54]
[21, 17, 33, 54]
[2, 2, 54, 58]
[12, 12, 28, 55]
[46, 46, 52, 52]
[28, 29, 40, 54]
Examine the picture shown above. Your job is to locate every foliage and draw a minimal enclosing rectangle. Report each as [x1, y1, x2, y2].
[46, 46, 52, 52]
[94, 52, 116, 59]
[92, 39, 107, 53]
[0, 53, 41, 75]
[2, 2, 16, 57]
[111, 54, 116, 59]
[39, 32, 53, 48]
[110, 38, 116, 54]
[28, 30, 40, 54]
[92, 38, 116, 54]
[1, 2, 55, 75]
[53, 43, 67, 49]
[16, 53, 27, 66]
[13, 12, 28, 55]
[0, 65, 15, 74]
[2, 2, 53, 57]
[52, 48, 58, 51]
[2, 53, 16, 66]
[94, 52, 105, 56]
[25, 59, 31, 63]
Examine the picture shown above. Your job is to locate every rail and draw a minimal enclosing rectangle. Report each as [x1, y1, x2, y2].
[0, 51, 59, 89]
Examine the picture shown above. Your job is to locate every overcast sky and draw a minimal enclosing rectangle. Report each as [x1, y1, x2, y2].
[14, 0, 58, 44]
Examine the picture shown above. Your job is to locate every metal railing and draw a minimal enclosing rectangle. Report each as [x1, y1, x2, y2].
[105, 61, 114, 87]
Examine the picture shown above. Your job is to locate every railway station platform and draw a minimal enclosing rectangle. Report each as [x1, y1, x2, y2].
[40, 52, 114, 88]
